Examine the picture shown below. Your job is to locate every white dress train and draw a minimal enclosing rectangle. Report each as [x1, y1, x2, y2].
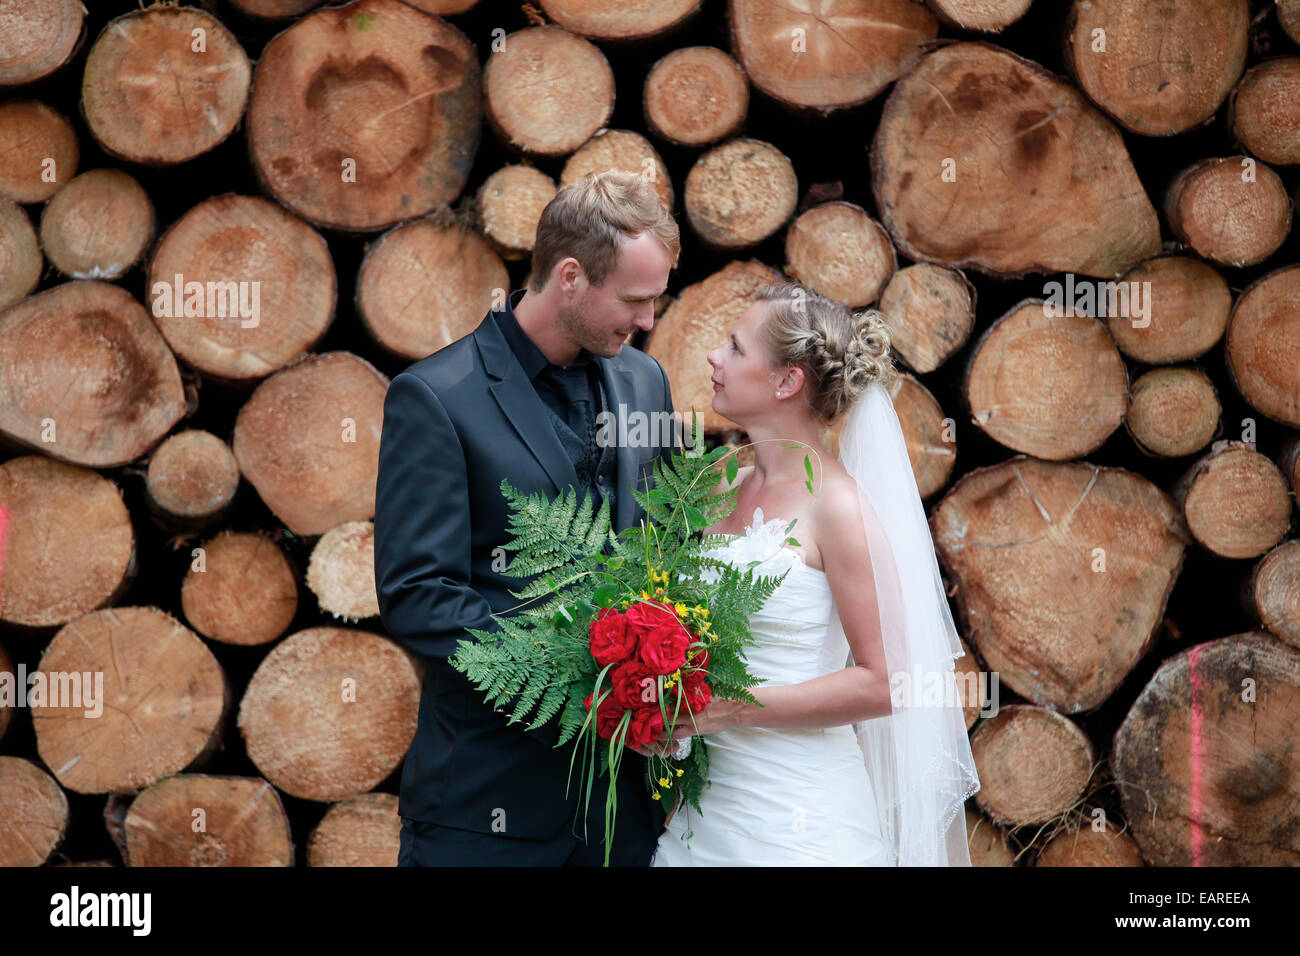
[651, 507, 890, 866]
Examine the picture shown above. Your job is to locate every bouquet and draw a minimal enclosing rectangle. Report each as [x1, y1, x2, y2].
[450, 435, 797, 865]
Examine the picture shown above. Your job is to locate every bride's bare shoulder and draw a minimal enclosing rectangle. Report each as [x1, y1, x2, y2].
[713, 462, 754, 495]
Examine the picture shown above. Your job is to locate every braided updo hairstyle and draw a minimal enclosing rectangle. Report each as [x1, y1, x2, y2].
[754, 281, 898, 424]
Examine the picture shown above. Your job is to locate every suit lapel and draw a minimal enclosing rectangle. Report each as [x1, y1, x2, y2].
[596, 355, 638, 532]
[475, 314, 578, 495]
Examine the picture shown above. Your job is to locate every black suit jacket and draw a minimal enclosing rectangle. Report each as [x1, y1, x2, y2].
[374, 308, 676, 851]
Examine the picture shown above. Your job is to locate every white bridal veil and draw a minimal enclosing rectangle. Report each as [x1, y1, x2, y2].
[830, 380, 981, 866]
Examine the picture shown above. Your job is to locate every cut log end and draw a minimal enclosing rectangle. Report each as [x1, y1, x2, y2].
[357, 218, 507, 361]
[1164, 157, 1292, 267]
[643, 46, 748, 147]
[0, 281, 186, 467]
[877, 263, 976, 374]
[1252, 540, 1300, 650]
[236, 628, 420, 802]
[247, 0, 482, 231]
[560, 130, 674, 212]
[82, 7, 251, 165]
[1106, 256, 1231, 365]
[1125, 367, 1220, 458]
[970, 705, 1095, 828]
[539, 0, 701, 41]
[40, 168, 154, 280]
[124, 775, 293, 866]
[307, 792, 400, 866]
[685, 138, 798, 249]
[307, 520, 380, 621]
[1230, 58, 1300, 167]
[1177, 442, 1292, 559]
[0, 0, 85, 86]
[0, 99, 78, 203]
[0, 197, 41, 310]
[0, 757, 69, 866]
[1225, 265, 1300, 429]
[181, 531, 298, 647]
[926, 0, 1033, 33]
[145, 429, 240, 526]
[0, 456, 135, 630]
[784, 201, 895, 308]
[34, 607, 229, 794]
[484, 26, 614, 158]
[475, 165, 557, 260]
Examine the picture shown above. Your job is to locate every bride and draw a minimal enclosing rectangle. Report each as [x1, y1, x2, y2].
[643, 281, 979, 866]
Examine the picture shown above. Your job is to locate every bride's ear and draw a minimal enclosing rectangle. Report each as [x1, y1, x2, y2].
[773, 365, 804, 400]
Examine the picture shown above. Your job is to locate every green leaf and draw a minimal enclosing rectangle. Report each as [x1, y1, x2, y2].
[592, 582, 620, 606]
[725, 455, 738, 485]
[804, 454, 814, 483]
[685, 504, 707, 530]
[786, 537, 800, 547]
[607, 555, 625, 570]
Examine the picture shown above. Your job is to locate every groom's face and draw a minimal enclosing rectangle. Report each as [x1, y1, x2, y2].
[559, 232, 672, 357]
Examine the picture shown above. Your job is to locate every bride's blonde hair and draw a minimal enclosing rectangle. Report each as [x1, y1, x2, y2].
[754, 281, 898, 423]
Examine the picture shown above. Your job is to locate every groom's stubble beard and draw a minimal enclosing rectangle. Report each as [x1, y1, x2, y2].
[558, 296, 621, 359]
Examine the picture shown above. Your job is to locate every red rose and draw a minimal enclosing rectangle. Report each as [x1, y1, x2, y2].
[624, 706, 665, 749]
[683, 671, 712, 712]
[625, 599, 678, 633]
[638, 624, 690, 674]
[588, 607, 637, 666]
[584, 692, 623, 740]
[610, 661, 659, 710]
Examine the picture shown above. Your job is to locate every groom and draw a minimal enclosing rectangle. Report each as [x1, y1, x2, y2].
[374, 171, 682, 865]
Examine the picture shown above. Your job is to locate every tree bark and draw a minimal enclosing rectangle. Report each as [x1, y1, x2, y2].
[643, 46, 748, 148]
[247, 0, 481, 231]
[34, 606, 229, 794]
[181, 530, 298, 647]
[236, 627, 421, 802]
[0, 456, 136, 631]
[931, 457, 1187, 712]
[82, 6, 251, 165]
[1113, 632, 1300, 865]
[231, 352, 388, 536]
[872, 42, 1161, 278]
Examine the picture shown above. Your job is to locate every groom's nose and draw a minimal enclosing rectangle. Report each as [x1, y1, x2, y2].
[632, 304, 655, 331]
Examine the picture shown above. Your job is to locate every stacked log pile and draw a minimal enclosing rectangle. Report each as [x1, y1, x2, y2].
[0, 0, 1297, 867]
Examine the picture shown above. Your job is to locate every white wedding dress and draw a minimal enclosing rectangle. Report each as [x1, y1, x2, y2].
[650, 506, 890, 866]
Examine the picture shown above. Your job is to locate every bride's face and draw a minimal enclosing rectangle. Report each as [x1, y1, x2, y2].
[707, 302, 797, 425]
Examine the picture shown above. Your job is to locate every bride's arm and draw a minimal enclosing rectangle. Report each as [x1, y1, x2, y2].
[676, 475, 892, 736]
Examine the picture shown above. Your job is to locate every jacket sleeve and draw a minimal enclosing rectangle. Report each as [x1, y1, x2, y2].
[374, 371, 502, 664]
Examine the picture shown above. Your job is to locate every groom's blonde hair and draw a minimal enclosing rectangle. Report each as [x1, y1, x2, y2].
[530, 170, 680, 292]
